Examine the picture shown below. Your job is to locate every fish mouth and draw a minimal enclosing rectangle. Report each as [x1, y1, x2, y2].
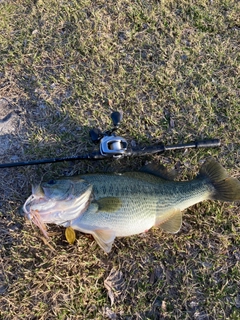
[23, 185, 93, 238]
[23, 194, 50, 238]
[23, 194, 37, 220]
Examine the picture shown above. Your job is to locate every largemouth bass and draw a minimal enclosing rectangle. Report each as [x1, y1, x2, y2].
[23, 158, 240, 252]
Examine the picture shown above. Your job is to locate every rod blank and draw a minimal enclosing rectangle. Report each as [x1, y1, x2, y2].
[0, 139, 221, 168]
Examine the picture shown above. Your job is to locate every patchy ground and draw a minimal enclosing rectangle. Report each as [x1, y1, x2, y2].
[0, 0, 239, 319]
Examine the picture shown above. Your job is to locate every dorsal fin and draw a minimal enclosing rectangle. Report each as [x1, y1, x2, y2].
[140, 163, 176, 181]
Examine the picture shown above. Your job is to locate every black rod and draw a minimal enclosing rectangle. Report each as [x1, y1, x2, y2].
[131, 139, 221, 156]
[0, 151, 105, 168]
[0, 139, 221, 168]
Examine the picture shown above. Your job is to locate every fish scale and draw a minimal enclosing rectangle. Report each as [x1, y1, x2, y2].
[23, 158, 240, 253]
[75, 175, 208, 234]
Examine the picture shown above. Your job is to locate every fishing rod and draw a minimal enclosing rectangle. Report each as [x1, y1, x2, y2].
[0, 111, 221, 168]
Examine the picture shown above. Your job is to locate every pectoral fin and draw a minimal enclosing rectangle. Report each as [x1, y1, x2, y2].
[93, 229, 116, 253]
[156, 209, 182, 234]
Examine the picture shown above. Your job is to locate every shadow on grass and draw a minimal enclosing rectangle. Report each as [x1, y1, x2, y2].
[0, 89, 152, 314]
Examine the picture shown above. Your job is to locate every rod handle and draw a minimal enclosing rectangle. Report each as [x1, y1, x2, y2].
[196, 139, 221, 148]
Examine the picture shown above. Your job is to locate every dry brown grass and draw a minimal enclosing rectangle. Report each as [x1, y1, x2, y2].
[0, 0, 239, 319]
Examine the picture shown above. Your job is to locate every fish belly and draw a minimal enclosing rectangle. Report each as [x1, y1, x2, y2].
[71, 196, 157, 237]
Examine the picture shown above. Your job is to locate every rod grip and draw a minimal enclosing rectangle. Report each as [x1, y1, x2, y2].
[196, 139, 221, 148]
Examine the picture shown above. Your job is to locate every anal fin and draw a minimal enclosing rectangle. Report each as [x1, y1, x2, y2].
[93, 229, 116, 253]
[156, 209, 182, 234]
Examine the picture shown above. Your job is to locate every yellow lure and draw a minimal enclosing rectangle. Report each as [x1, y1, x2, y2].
[65, 226, 76, 244]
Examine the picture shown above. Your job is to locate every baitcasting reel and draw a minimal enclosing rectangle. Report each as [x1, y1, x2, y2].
[0, 110, 221, 168]
[89, 111, 128, 158]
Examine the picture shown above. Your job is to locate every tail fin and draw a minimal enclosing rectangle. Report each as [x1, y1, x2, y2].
[200, 158, 240, 202]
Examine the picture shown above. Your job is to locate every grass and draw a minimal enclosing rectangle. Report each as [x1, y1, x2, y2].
[0, 0, 239, 319]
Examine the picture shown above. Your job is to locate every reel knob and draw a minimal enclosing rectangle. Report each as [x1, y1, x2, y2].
[111, 111, 123, 128]
[89, 128, 103, 144]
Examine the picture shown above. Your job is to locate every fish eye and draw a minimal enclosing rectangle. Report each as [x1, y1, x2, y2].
[47, 179, 56, 185]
